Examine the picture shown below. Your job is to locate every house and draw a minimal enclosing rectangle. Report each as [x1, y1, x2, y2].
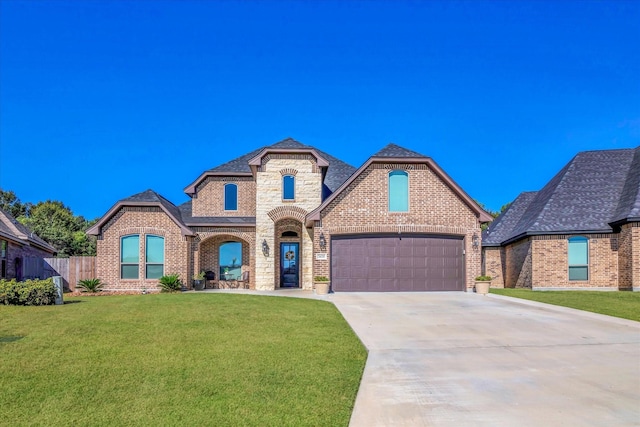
[0, 208, 57, 280]
[483, 146, 640, 291]
[87, 138, 492, 292]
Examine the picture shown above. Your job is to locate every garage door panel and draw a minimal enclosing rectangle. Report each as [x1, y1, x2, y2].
[331, 235, 464, 292]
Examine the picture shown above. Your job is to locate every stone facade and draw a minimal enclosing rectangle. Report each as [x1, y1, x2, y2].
[96, 207, 190, 291]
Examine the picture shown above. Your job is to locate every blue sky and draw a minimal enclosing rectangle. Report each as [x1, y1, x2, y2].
[1, 0, 638, 220]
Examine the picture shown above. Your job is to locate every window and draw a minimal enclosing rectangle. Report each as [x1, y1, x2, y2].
[145, 235, 164, 279]
[224, 183, 238, 211]
[0, 240, 6, 278]
[568, 236, 588, 280]
[283, 175, 295, 200]
[219, 241, 242, 280]
[121, 235, 139, 279]
[389, 170, 409, 212]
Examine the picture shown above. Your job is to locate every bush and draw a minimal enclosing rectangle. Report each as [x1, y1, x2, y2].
[158, 274, 182, 293]
[0, 278, 57, 306]
[475, 275, 492, 281]
[76, 278, 103, 293]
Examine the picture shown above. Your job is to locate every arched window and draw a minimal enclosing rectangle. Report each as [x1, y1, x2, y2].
[568, 236, 588, 280]
[219, 241, 242, 280]
[224, 183, 238, 211]
[121, 235, 140, 279]
[283, 175, 295, 200]
[388, 170, 409, 212]
[145, 235, 164, 279]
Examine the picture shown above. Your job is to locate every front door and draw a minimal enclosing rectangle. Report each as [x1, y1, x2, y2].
[280, 243, 299, 288]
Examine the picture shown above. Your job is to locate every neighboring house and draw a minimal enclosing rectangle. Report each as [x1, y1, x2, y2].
[87, 138, 492, 292]
[0, 208, 57, 280]
[483, 146, 640, 291]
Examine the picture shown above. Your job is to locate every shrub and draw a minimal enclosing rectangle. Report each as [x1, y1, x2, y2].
[158, 274, 182, 293]
[0, 278, 57, 306]
[475, 275, 492, 281]
[314, 276, 329, 282]
[76, 278, 103, 293]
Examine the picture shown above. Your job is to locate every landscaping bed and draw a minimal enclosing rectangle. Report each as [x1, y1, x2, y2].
[0, 293, 367, 426]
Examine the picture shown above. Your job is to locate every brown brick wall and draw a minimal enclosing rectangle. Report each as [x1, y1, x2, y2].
[618, 223, 640, 290]
[483, 247, 505, 288]
[316, 163, 483, 290]
[504, 238, 532, 288]
[96, 207, 190, 291]
[192, 177, 256, 217]
[1, 239, 53, 280]
[529, 234, 618, 289]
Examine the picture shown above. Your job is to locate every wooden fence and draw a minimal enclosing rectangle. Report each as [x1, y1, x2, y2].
[43, 257, 96, 291]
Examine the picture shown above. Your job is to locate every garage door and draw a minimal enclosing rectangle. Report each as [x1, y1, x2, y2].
[331, 235, 464, 292]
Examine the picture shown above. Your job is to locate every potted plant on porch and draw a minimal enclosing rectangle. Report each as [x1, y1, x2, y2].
[474, 275, 492, 295]
[193, 271, 206, 291]
[314, 276, 330, 295]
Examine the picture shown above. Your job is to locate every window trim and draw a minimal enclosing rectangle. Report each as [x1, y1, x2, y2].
[224, 183, 238, 211]
[388, 170, 409, 212]
[282, 175, 295, 201]
[145, 235, 165, 279]
[120, 235, 140, 279]
[568, 236, 589, 281]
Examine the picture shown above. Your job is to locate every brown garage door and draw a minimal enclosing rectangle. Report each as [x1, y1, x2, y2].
[331, 235, 464, 292]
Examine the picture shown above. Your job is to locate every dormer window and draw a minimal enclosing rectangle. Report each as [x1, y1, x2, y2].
[224, 183, 238, 211]
[283, 175, 295, 200]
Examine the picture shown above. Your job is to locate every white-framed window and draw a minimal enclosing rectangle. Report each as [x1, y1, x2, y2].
[224, 183, 238, 211]
[121, 235, 140, 279]
[145, 235, 164, 279]
[388, 170, 409, 212]
[568, 236, 588, 280]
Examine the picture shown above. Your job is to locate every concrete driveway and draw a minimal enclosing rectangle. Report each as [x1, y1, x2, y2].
[329, 292, 640, 427]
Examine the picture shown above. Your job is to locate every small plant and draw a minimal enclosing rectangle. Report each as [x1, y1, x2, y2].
[76, 278, 103, 293]
[193, 271, 205, 280]
[314, 276, 329, 282]
[158, 274, 182, 293]
[475, 275, 492, 281]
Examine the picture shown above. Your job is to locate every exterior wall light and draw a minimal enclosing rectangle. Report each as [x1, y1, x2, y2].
[319, 232, 326, 250]
[262, 239, 269, 257]
[472, 233, 479, 249]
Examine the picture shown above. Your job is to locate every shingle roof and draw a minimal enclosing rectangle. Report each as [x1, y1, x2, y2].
[178, 201, 256, 226]
[0, 208, 57, 253]
[203, 137, 356, 193]
[373, 143, 427, 158]
[483, 147, 640, 246]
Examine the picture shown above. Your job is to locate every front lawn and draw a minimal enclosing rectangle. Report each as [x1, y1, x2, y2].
[490, 288, 640, 321]
[0, 294, 367, 426]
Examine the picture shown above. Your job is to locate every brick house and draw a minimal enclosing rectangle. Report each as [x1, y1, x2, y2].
[0, 208, 57, 280]
[87, 138, 492, 292]
[483, 147, 640, 291]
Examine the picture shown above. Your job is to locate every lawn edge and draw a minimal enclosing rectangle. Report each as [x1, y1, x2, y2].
[486, 293, 640, 328]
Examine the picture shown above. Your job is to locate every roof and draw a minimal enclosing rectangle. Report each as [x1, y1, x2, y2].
[483, 146, 640, 247]
[178, 201, 256, 226]
[307, 143, 494, 226]
[0, 208, 57, 253]
[86, 189, 194, 236]
[184, 137, 357, 195]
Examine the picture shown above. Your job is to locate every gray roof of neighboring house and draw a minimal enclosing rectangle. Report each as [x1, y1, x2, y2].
[205, 137, 357, 193]
[0, 208, 57, 253]
[178, 201, 256, 226]
[483, 147, 640, 246]
[373, 143, 427, 158]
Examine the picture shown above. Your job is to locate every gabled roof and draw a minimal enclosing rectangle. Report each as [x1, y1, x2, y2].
[0, 208, 57, 253]
[178, 201, 256, 227]
[483, 146, 640, 247]
[86, 189, 194, 236]
[183, 137, 356, 195]
[306, 143, 494, 226]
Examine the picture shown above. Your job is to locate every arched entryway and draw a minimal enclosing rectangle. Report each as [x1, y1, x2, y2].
[275, 219, 303, 288]
[197, 235, 252, 288]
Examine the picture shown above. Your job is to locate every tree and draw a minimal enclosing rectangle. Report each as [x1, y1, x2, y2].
[0, 189, 31, 218]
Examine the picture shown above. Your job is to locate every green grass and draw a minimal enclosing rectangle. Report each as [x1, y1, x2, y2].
[0, 294, 367, 426]
[490, 288, 640, 321]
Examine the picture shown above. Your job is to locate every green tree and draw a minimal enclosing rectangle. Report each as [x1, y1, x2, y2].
[0, 189, 30, 218]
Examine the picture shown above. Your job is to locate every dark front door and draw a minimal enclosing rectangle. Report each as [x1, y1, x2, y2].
[280, 243, 299, 288]
[331, 235, 464, 292]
